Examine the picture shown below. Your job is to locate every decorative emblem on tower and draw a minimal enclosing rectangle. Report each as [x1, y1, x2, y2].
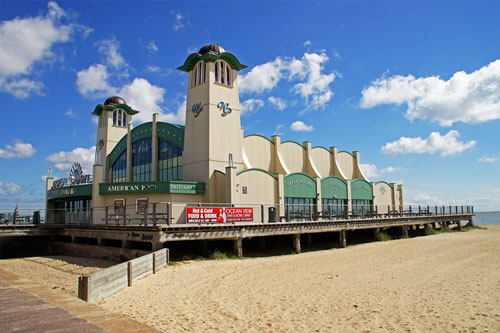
[217, 101, 232, 116]
[192, 102, 203, 117]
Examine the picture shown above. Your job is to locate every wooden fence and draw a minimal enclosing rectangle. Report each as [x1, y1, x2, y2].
[78, 248, 169, 303]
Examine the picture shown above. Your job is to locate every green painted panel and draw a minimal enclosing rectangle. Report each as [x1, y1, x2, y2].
[351, 179, 373, 200]
[47, 184, 92, 200]
[321, 177, 347, 199]
[92, 103, 139, 116]
[99, 181, 205, 195]
[284, 173, 316, 198]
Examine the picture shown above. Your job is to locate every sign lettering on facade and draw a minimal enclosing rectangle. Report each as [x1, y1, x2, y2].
[186, 207, 253, 223]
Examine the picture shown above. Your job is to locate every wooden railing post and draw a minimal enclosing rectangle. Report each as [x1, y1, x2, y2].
[152, 203, 157, 226]
[123, 205, 127, 226]
[105, 206, 108, 225]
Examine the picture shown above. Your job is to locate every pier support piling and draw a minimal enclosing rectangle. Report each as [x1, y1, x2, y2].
[456, 221, 461, 231]
[233, 238, 243, 257]
[400, 226, 409, 238]
[373, 228, 380, 240]
[339, 231, 347, 248]
[305, 234, 312, 245]
[293, 234, 301, 254]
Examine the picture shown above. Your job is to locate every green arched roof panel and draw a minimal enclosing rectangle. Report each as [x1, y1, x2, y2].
[237, 168, 277, 179]
[108, 121, 185, 168]
[284, 172, 317, 198]
[92, 103, 139, 116]
[321, 176, 347, 199]
[281, 141, 306, 149]
[178, 52, 248, 72]
[351, 179, 373, 200]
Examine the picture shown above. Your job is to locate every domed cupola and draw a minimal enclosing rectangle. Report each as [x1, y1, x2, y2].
[104, 96, 127, 106]
[198, 44, 226, 56]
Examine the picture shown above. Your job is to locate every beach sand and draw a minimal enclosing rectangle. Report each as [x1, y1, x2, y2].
[1, 226, 499, 332]
[0, 255, 115, 297]
[100, 225, 500, 332]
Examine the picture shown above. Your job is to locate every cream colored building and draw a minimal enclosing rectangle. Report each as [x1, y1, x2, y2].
[45, 44, 404, 224]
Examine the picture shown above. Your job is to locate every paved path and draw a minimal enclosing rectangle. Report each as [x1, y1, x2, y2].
[0, 268, 158, 332]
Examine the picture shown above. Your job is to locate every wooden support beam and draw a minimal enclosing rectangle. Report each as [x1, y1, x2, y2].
[293, 234, 301, 254]
[305, 234, 312, 245]
[401, 226, 409, 238]
[233, 238, 243, 257]
[456, 221, 461, 231]
[373, 228, 380, 239]
[339, 231, 347, 248]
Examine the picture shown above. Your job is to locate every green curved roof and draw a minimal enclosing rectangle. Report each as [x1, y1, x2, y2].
[108, 121, 185, 168]
[177, 52, 248, 72]
[92, 103, 139, 116]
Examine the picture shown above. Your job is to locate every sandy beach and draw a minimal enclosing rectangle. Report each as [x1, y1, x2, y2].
[1, 226, 499, 332]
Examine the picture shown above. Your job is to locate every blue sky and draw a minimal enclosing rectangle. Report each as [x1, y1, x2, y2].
[0, 1, 499, 211]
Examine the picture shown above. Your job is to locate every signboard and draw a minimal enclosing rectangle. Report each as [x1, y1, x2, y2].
[52, 162, 92, 189]
[99, 181, 205, 195]
[186, 207, 253, 223]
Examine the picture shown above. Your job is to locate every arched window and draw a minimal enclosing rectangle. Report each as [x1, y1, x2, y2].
[192, 61, 206, 87]
[158, 138, 183, 181]
[112, 109, 127, 127]
[132, 138, 152, 181]
[112, 151, 127, 183]
[214, 60, 231, 86]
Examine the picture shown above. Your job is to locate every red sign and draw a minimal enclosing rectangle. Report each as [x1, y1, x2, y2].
[186, 207, 253, 223]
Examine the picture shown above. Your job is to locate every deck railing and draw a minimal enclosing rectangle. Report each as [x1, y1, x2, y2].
[17, 203, 474, 226]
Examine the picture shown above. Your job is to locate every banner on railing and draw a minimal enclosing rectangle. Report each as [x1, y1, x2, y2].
[186, 207, 253, 223]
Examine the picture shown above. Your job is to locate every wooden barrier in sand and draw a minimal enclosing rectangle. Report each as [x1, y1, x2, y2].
[78, 248, 169, 303]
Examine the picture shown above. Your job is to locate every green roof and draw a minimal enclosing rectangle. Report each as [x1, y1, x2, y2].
[177, 52, 248, 72]
[92, 103, 139, 116]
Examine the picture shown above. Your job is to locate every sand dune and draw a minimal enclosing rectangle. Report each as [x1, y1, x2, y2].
[98, 225, 500, 332]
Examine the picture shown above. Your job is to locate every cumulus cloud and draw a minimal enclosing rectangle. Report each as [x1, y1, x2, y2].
[241, 99, 264, 116]
[303, 40, 312, 47]
[478, 154, 498, 163]
[290, 121, 314, 132]
[407, 192, 445, 206]
[0, 1, 88, 98]
[359, 163, 400, 178]
[76, 64, 113, 97]
[381, 130, 476, 157]
[118, 78, 165, 123]
[360, 59, 500, 126]
[274, 124, 285, 135]
[96, 37, 126, 69]
[239, 52, 335, 110]
[159, 99, 186, 125]
[0, 140, 36, 158]
[268, 96, 286, 110]
[46, 146, 95, 174]
[0, 182, 23, 196]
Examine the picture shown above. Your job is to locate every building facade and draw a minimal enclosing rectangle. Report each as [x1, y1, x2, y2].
[45, 44, 404, 224]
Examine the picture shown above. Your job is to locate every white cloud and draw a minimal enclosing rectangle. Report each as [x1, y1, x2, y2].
[118, 78, 165, 123]
[46, 146, 95, 174]
[478, 154, 498, 163]
[76, 64, 113, 97]
[146, 65, 161, 73]
[303, 40, 312, 47]
[268, 96, 286, 110]
[241, 99, 264, 116]
[407, 192, 445, 206]
[290, 121, 314, 132]
[381, 130, 476, 157]
[159, 98, 186, 125]
[274, 124, 285, 135]
[147, 40, 158, 53]
[360, 163, 400, 178]
[0, 182, 23, 196]
[239, 57, 286, 94]
[239, 52, 335, 110]
[96, 37, 126, 68]
[360, 59, 500, 126]
[0, 140, 36, 158]
[64, 108, 78, 118]
[172, 12, 185, 31]
[0, 2, 85, 98]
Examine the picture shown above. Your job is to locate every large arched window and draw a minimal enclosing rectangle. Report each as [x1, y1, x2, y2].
[132, 138, 152, 181]
[214, 60, 231, 86]
[112, 151, 127, 183]
[113, 109, 127, 127]
[192, 61, 206, 87]
[158, 138, 183, 181]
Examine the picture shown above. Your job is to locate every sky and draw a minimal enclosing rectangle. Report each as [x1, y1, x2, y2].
[0, 0, 499, 211]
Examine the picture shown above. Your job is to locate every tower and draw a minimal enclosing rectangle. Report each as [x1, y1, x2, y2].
[91, 96, 139, 180]
[178, 44, 247, 201]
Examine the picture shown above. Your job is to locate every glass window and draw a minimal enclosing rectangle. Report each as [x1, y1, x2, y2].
[285, 197, 317, 221]
[158, 138, 183, 181]
[193, 61, 206, 88]
[351, 200, 373, 216]
[132, 138, 152, 181]
[112, 150, 127, 183]
[322, 199, 346, 218]
[113, 111, 117, 126]
[122, 111, 126, 126]
[214, 61, 231, 86]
